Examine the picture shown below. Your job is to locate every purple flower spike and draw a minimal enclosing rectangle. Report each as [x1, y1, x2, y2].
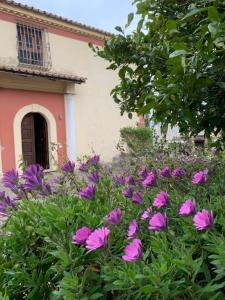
[79, 184, 96, 199]
[123, 187, 133, 198]
[141, 207, 152, 220]
[161, 167, 171, 178]
[193, 210, 214, 230]
[126, 175, 135, 186]
[107, 208, 122, 225]
[122, 239, 142, 262]
[88, 172, 100, 183]
[61, 161, 75, 173]
[153, 191, 170, 209]
[72, 226, 92, 245]
[132, 192, 143, 205]
[172, 168, 186, 177]
[149, 212, 168, 231]
[179, 199, 196, 217]
[127, 219, 138, 239]
[86, 227, 110, 252]
[139, 166, 148, 179]
[3, 169, 19, 193]
[143, 172, 157, 188]
[192, 169, 208, 185]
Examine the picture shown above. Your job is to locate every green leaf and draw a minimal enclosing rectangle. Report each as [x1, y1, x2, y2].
[182, 7, 208, 19]
[208, 6, 219, 21]
[115, 26, 123, 33]
[169, 50, 188, 58]
[126, 13, 134, 28]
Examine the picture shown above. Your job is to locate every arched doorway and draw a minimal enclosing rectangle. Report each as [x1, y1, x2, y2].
[21, 113, 49, 168]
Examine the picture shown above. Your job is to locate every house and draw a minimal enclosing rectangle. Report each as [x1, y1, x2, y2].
[0, 0, 137, 174]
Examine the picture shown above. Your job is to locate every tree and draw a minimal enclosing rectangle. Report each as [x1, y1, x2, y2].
[91, 0, 225, 147]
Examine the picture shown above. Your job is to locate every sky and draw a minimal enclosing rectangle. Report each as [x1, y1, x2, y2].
[15, 0, 137, 33]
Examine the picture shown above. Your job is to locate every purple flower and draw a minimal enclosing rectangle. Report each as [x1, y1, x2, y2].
[132, 192, 143, 205]
[23, 164, 44, 191]
[79, 184, 96, 199]
[4, 196, 17, 209]
[88, 172, 100, 183]
[193, 209, 214, 230]
[86, 227, 110, 252]
[122, 239, 142, 262]
[14, 192, 24, 201]
[41, 183, 52, 196]
[115, 175, 126, 186]
[61, 161, 75, 173]
[0, 191, 5, 200]
[172, 168, 186, 177]
[153, 191, 170, 209]
[179, 199, 196, 217]
[89, 155, 100, 166]
[161, 167, 171, 178]
[3, 169, 19, 193]
[123, 187, 133, 198]
[126, 175, 135, 186]
[107, 208, 122, 225]
[139, 166, 148, 179]
[143, 172, 157, 188]
[72, 226, 92, 245]
[192, 169, 208, 185]
[79, 163, 89, 172]
[141, 207, 152, 220]
[127, 219, 138, 239]
[149, 212, 168, 231]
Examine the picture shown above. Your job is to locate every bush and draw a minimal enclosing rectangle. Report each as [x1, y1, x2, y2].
[119, 127, 154, 156]
[0, 153, 224, 299]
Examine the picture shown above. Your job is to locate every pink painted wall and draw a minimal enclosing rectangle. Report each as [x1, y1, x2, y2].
[0, 88, 67, 171]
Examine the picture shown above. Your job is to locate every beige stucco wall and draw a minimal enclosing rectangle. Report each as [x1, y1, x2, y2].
[49, 33, 137, 161]
[0, 20, 17, 66]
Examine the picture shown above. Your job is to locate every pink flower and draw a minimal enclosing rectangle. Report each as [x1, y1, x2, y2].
[141, 207, 152, 220]
[161, 167, 171, 178]
[107, 208, 122, 225]
[132, 192, 143, 205]
[193, 210, 214, 231]
[127, 219, 138, 239]
[72, 227, 92, 245]
[86, 227, 110, 252]
[153, 191, 170, 208]
[179, 199, 196, 217]
[143, 172, 157, 187]
[122, 239, 142, 262]
[192, 169, 208, 185]
[149, 212, 168, 231]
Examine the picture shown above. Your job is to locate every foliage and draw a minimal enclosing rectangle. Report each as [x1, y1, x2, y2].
[119, 126, 154, 156]
[0, 151, 224, 299]
[91, 0, 225, 147]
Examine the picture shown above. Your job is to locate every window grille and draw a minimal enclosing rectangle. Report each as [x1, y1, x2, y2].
[16, 22, 51, 69]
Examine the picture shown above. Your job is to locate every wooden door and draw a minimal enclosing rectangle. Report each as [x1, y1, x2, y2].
[21, 114, 36, 166]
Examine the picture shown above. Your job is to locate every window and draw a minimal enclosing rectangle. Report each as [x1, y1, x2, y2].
[17, 22, 51, 68]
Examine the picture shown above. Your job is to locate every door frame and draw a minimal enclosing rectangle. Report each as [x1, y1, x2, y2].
[13, 104, 57, 171]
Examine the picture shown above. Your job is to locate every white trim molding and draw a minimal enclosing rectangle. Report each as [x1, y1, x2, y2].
[13, 104, 58, 170]
[64, 93, 76, 161]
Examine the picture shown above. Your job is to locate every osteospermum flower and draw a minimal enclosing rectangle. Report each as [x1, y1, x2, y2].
[139, 166, 148, 179]
[79, 184, 96, 199]
[127, 219, 138, 239]
[123, 187, 133, 198]
[79, 163, 89, 172]
[132, 192, 143, 205]
[3, 169, 19, 193]
[89, 155, 100, 166]
[61, 161, 75, 173]
[161, 167, 171, 178]
[115, 175, 126, 186]
[88, 172, 100, 183]
[141, 207, 152, 220]
[0, 191, 5, 200]
[153, 191, 170, 208]
[23, 164, 44, 191]
[193, 209, 214, 231]
[179, 199, 196, 217]
[86, 227, 110, 252]
[149, 212, 168, 231]
[107, 208, 122, 225]
[172, 168, 186, 177]
[122, 239, 142, 262]
[126, 176, 135, 186]
[143, 171, 157, 187]
[192, 169, 208, 185]
[41, 183, 52, 196]
[72, 226, 92, 245]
